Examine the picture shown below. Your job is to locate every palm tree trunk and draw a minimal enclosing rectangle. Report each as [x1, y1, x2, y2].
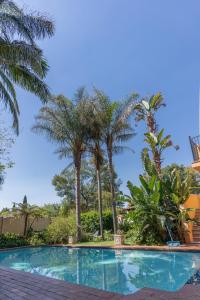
[75, 155, 81, 242]
[107, 148, 118, 234]
[96, 166, 103, 239]
[24, 215, 28, 237]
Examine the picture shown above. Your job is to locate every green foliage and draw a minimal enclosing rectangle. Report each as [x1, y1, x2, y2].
[46, 215, 76, 244]
[124, 175, 165, 244]
[52, 159, 121, 210]
[124, 150, 196, 244]
[0, 233, 28, 248]
[12, 196, 43, 237]
[125, 226, 163, 245]
[162, 164, 200, 194]
[0, 1, 55, 133]
[28, 231, 46, 246]
[103, 230, 113, 241]
[41, 203, 61, 217]
[81, 210, 113, 234]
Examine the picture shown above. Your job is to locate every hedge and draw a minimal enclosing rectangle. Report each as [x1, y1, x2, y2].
[81, 210, 113, 234]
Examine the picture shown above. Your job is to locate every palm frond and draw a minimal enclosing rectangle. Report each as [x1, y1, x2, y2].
[0, 1, 55, 42]
[6, 65, 51, 101]
[0, 79, 19, 133]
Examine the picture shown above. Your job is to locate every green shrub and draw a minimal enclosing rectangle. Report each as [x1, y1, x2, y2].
[125, 225, 163, 245]
[28, 231, 46, 246]
[81, 210, 113, 234]
[103, 230, 113, 241]
[80, 232, 93, 242]
[0, 233, 29, 248]
[46, 215, 76, 244]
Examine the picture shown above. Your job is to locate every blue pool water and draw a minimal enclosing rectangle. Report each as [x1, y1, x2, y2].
[0, 247, 199, 295]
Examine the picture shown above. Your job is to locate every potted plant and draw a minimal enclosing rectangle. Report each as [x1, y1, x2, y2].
[114, 229, 124, 246]
[68, 235, 76, 244]
[68, 223, 77, 244]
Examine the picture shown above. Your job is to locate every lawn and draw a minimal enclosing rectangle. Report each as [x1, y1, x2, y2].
[72, 240, 114, 247]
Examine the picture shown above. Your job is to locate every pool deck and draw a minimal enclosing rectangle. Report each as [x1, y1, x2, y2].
[1, 244, 200, 299]
[0, 267, 200, 300]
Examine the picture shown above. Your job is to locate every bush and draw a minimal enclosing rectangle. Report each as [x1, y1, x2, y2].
[46, 215, 76, 244]
[0, 233, 29, 248]
[125, 225, 163, 245]
[81, 210, 113, 234]
[103, 230, 113, 241]
[28, 231, 46, 246]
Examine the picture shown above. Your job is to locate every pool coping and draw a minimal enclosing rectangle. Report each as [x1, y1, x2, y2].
[0, 245, 200, 299]
[1, 243, 200, 252]
[65, 243, 200, 252]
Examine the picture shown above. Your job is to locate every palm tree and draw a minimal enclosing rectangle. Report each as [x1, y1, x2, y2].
[32, 91, 89, 241]
[93, 89, 135, 234]
[0, 0, 54, 134]
[12, 195, 41, 237]
[86, 100, 105, 238]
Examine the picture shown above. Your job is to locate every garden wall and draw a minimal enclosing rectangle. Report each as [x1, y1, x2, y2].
[0, 216, 51, 235]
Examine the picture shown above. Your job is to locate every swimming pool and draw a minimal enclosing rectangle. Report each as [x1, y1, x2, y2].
[0, 246, 199, 295]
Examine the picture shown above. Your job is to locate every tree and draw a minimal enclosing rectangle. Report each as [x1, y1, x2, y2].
[41, 203, 61, 218]
[52, 159, 122, 211]
[33, 91, 90, 241]
[0, 0, 55, 133]
[128, 93, 178, 176]
[0, 121, 14, 187]
[93, 89, 135, 234]
[12, 195, 41, 237]
[144, 129, 179, 176]
[86, 99, 105, 238]
[133, 93, 165, 134]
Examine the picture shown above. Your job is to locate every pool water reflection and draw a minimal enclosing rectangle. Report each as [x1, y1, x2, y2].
[0, 247, 199, 295]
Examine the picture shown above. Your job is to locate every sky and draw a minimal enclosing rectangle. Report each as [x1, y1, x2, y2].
[1, 0, 200, 208]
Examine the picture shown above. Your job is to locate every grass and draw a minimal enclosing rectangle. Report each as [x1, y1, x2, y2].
[72, 240, 114, 247]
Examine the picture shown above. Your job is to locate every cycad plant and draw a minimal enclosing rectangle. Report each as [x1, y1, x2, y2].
[93, 89, 135, 234]
[0, 0, 54, 133]
[33, 91, 90, 241]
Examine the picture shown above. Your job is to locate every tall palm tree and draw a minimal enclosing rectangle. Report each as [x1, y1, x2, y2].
[12, 195, 41, 237]
[0, 0, 54, 134]
[86, 100, 105, 238]
[32, 90, 89, 241]
[93, 89, 135, 234]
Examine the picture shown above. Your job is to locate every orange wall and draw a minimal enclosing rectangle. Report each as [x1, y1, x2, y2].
[183, 194, 200, 243]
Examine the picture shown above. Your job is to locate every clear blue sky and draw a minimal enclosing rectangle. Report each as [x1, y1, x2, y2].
[1, 0, 199, 208]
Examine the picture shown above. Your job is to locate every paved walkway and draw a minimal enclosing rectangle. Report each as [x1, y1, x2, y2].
[0, 267, 199, 300]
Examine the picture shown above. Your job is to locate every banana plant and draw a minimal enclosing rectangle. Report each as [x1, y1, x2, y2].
[125, 174, 166, 243]
[133, 93, 165, 133]
[144, 129, 179, 176]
